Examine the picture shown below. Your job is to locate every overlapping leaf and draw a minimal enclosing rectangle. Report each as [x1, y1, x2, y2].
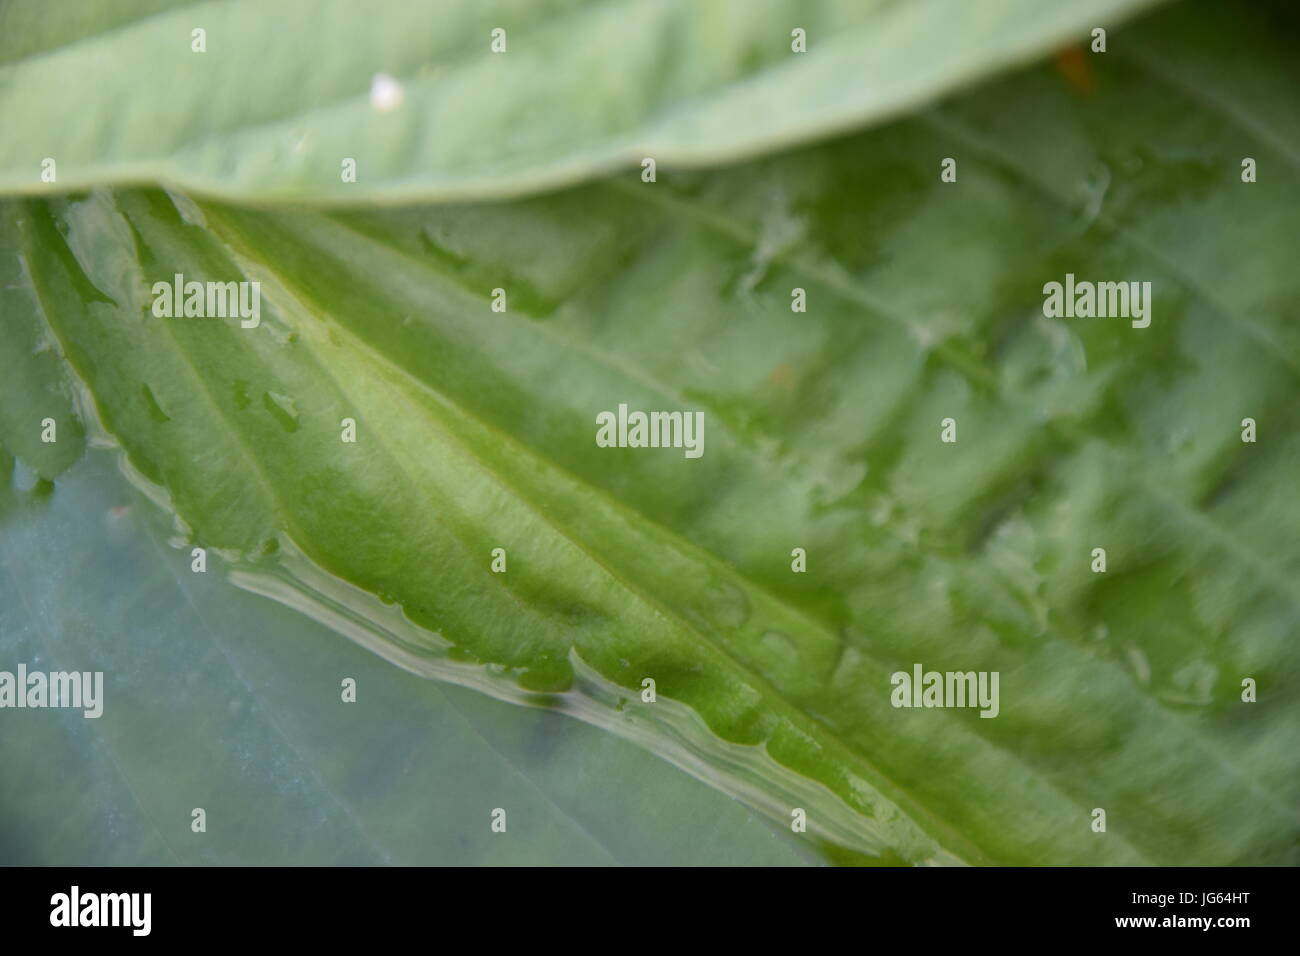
[1, 0, 1164, 202]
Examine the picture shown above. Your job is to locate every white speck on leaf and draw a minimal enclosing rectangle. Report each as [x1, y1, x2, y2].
[369, 73, 404, 112]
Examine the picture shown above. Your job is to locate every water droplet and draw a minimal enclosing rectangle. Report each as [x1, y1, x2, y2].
[758, 630, 799, 669]
[1125, 645, 1151, 685]
[141, 383, 170, 423]
[710, 580, 751, 630]
[262, 391, 299, 433]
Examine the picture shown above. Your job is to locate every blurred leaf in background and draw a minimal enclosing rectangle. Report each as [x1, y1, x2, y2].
[0, 448, 815, 865]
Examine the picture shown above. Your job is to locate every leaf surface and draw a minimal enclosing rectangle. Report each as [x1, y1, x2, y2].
[4, 0, 1298, 864]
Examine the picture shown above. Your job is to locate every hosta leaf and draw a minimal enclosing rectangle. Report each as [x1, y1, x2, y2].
[6, 0, 1299, 864]
[1, 0, 1165, 203]
[0, 213, 85, 478]
[0, 446, 814, 865]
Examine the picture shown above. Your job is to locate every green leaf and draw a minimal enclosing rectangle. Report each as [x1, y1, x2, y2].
[7, 0, 1299, 864]
[0, 212, 85, 478]
[0, 445, 817, 865]
[1, 0, 1166, 203]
